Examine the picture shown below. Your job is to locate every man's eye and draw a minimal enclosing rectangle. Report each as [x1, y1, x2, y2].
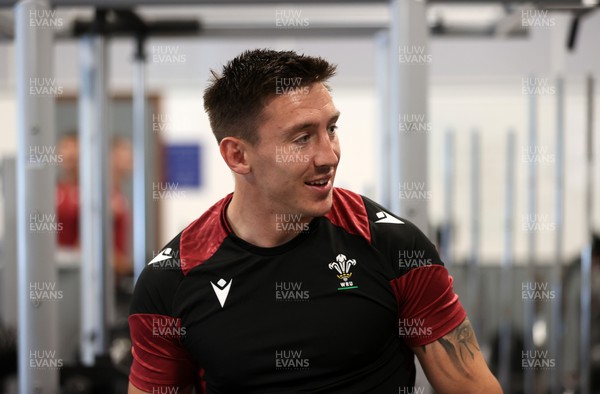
[328, 125, 338, 134]
[294, 135, 310, 144]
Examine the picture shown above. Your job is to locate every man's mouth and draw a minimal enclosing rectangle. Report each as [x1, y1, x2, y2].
[305, 179, 329, 186]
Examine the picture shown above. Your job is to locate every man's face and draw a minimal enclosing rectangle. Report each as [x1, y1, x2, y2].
[111, 140, 133, 178]
[245, 82, 341, 218]
[58, 136, 79, 176]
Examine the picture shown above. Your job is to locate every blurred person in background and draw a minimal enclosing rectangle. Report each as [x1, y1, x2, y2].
[56, 133, 133, 286]
[56, 132, 80, 248]
[110, 136, 133, 279]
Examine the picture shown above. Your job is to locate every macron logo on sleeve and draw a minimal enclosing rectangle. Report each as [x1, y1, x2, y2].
[148, 248, 173, 265]
[374, 211, 404, 224]
[210, 278, 233, 308]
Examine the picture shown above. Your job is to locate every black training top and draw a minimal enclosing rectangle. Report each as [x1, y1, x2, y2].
[129, 187, 466, 394]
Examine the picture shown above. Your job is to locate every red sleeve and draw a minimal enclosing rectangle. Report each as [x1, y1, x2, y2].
[129, 313, 197, 392]
[390, 265, 466, 347]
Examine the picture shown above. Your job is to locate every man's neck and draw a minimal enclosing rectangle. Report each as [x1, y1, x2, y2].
[225, 191, 311, 248]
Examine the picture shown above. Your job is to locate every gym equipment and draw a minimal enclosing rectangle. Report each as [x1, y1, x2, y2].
[579, 74, 595, 394]
[498, 130, 516, 393]
[15, 1, 59, 392]
[550, 76, 565, 394]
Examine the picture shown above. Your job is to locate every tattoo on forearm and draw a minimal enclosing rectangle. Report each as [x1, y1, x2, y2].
[437, 318, 480, 375]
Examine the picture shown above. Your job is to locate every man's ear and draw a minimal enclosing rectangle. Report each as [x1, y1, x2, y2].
[219, 136, 251, 175]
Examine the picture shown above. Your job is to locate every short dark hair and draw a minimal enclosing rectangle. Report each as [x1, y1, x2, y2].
[203, 49, 337, 145]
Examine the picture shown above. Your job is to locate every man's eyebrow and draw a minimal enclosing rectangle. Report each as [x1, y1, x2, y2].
[283, 111, 341, 135]
[329, 111, 341, 123]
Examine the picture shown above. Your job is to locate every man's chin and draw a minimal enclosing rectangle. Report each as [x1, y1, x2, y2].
[293, 187, 334, 217]
[305, 199, 334, 218]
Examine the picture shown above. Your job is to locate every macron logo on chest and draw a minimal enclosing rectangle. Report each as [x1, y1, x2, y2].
[210, 278, 233, 308]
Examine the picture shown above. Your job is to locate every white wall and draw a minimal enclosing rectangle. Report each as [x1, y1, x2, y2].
[429, 76, 598, 264]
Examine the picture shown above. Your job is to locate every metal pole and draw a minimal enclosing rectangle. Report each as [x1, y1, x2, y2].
[133, 35, 148, 282]
[79, 27, 112, 365]
[580, 245, 592, 394]
[388, 1, 401, 216]
[584, 74, 594, 239]
[550, 75, 564, 394]
[374, 30, 390, 209]
[579, 74, 594, 394]
[499, 130, 515, 393]
[468, 130, 481, 334]
[388, 2, 430, 390]
[441, 130, 454, 266]
[1, 158, 17, 328]
[524, 74, 537, 394]
[15, 1, 59, 392]
[389, 0, 429, 233]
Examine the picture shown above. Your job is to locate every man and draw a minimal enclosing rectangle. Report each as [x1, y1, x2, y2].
[128, 49, 502, 394]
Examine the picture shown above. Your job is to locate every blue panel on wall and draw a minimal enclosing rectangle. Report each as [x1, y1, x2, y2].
[165, 144, 202, 188]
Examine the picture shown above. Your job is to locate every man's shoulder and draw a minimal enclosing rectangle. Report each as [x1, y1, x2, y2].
[327, 188, 419, 242]
[325, 187, 372, 241]
[178, 193, 232, 275]
[327, 188, 442, 277]
[143, 193, 232, 272]
[131, 195, 231, 287]
[131, 194, 233, 315]
[131, 232, 186, 316]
